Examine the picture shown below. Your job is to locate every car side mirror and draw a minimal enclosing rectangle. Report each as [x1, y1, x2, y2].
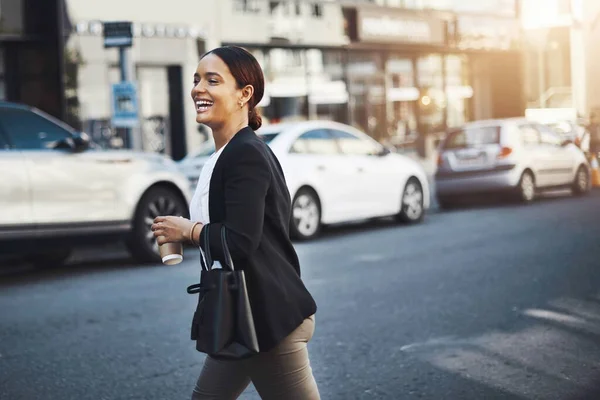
[561, 139, 573, 147]
[377, 146, 392, 157]
[72, 132, 91, 152]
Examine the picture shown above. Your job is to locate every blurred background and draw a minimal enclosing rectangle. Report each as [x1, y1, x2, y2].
[1, 0, 585, 158]
[3, 1, 600, 399]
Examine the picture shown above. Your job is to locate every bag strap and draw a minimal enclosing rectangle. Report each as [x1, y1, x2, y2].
[200, 224, 211, 271]
[198, 224, 235, 271]
[220, 226, 235, 271]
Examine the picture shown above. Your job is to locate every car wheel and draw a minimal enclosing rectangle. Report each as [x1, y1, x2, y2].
[290, 188, 321, 241]
[517, 170, 536, 203]
[26, 248, 72, 268]
[572, 165, 590, 195]
[397, 178, 424, 223]
[127, 186, 188, 264]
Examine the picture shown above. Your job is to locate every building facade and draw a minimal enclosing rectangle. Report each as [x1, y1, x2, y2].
[224, 0, 524, 153]
[63, 0, 220, 159]
[0, 0, 66, 120]
[521, 0, 600, 122]
[31, 0, 525, 160]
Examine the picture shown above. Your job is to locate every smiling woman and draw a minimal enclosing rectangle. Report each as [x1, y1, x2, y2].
[152, 46, 320, 399]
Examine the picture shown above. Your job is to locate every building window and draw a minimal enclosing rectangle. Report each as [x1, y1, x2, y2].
[311, 3, 323, 17]
[234, 0, 260, 13]
[270, 1, 289, 15]
[0, 0, 25, 35]
[386, 56, 418, 146]
[417, 54, 445, 134]
[445, 55, 472, 128]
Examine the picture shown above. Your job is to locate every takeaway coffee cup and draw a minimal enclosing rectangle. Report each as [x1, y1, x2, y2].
[158, 239, 183, 265]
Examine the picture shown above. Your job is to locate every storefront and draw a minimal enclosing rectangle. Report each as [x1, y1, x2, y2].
[0, 0, 66, 119]
[224, 5, 523, 155]
[343, 5, 524, 147]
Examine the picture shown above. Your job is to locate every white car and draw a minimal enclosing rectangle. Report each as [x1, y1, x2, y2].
[179, 121, 431, 240]
[435, 118, 591, 207]
[0, 101, 192, 266]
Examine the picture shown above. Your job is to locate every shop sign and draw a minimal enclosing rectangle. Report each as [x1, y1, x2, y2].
[103, 21, 133, 48]
[111, 81, 139, 128]
[454, 15, 520, 50]
[357, 8, 446, 46]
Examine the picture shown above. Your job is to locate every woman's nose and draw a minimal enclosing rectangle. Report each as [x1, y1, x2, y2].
[192, 82, 206, 96]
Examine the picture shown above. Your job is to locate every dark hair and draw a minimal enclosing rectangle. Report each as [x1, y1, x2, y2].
[202, 46, 265, 130]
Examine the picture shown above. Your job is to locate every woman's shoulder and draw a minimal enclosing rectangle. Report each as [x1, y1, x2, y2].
[225, 129, 270, 160]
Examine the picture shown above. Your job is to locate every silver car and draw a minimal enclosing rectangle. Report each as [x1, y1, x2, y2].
[0, 102, 192, 266]
[435, 118, 590, 208]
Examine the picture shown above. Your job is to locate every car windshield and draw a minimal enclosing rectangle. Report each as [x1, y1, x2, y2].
[443, 126, 500, 149]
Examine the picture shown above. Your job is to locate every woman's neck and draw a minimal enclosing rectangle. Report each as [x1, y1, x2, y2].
[212, 118, 248, 151]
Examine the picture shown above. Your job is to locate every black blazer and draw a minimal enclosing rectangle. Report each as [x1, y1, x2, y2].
[198, 126, 317, 352]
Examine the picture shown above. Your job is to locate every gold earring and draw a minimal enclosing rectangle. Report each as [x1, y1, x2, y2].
[239, 101, 244, 108]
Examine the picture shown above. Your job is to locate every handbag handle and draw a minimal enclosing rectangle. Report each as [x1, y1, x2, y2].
[200, 224, 211, 271]
[199, 224, 235, 272]
[220, 226, 235, 271]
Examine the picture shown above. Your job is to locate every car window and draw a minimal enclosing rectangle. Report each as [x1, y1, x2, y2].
[290, 129, 339, 155]
[0, 128, 9, 149]
[443, 126, 500, 149]
[0, 108, 72, 150]
[329, 129, 381, 156]
[537, 125, 563, 146]
[519, 125, 541, 145]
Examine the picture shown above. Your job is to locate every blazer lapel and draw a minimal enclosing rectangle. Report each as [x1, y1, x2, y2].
[208, 126, 255, 223]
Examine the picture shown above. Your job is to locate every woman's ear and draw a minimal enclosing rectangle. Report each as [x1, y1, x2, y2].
[241, 84, 254, 105]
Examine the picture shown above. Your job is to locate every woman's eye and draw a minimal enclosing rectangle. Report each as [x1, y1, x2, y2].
[209, 79, 218, 84]
[193, 80, 199, 86]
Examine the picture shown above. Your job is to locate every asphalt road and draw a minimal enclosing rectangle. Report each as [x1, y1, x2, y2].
[2, 192, 600, 400]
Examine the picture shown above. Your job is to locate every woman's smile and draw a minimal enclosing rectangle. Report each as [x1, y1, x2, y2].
[195, 99, 214, 114]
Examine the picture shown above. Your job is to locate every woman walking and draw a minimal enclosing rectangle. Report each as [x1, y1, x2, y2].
[151, 46, 320, 400]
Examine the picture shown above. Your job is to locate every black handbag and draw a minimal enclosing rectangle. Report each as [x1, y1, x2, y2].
[187, 225, 260, 359]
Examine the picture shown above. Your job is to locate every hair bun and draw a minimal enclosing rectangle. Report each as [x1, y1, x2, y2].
[248, 108, 262, 130]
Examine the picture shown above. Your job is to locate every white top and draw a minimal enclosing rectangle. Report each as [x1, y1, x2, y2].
[189, 144, 227, 268]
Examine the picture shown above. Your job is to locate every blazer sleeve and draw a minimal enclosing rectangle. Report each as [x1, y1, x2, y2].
[199, 141, 271, 262]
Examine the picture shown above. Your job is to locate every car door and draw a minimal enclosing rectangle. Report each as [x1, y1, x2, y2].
[285, 129, 354, 222]
[518, 124, 553, 187]
[536, 124, 575, 185]
[0, 123, 34, 238]
[0, 107, 118, 225]
[329, 128, 401, 218]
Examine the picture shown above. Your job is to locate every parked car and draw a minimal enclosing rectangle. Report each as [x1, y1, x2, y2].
[435, 118, 590, 208]
[0, 101, 192, 266]
[179, 120, 431, 240]
[178, 141, 217, 190]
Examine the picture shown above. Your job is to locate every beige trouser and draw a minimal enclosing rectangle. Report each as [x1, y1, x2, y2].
[191, 315, 320, 400]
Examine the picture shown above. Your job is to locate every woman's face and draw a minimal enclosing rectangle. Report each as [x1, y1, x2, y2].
[191, 54, 243, 127]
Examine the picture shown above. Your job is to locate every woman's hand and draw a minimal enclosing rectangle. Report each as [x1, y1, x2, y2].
[152, 216, 195, 245]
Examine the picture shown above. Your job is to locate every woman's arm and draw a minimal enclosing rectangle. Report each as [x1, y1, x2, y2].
[199, 141, 271, 261]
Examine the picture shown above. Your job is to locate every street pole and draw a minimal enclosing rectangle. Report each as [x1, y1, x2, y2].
[118, 46, 131, 148]
[538, 47, 546, 108]
[103, 21, 137, 150]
